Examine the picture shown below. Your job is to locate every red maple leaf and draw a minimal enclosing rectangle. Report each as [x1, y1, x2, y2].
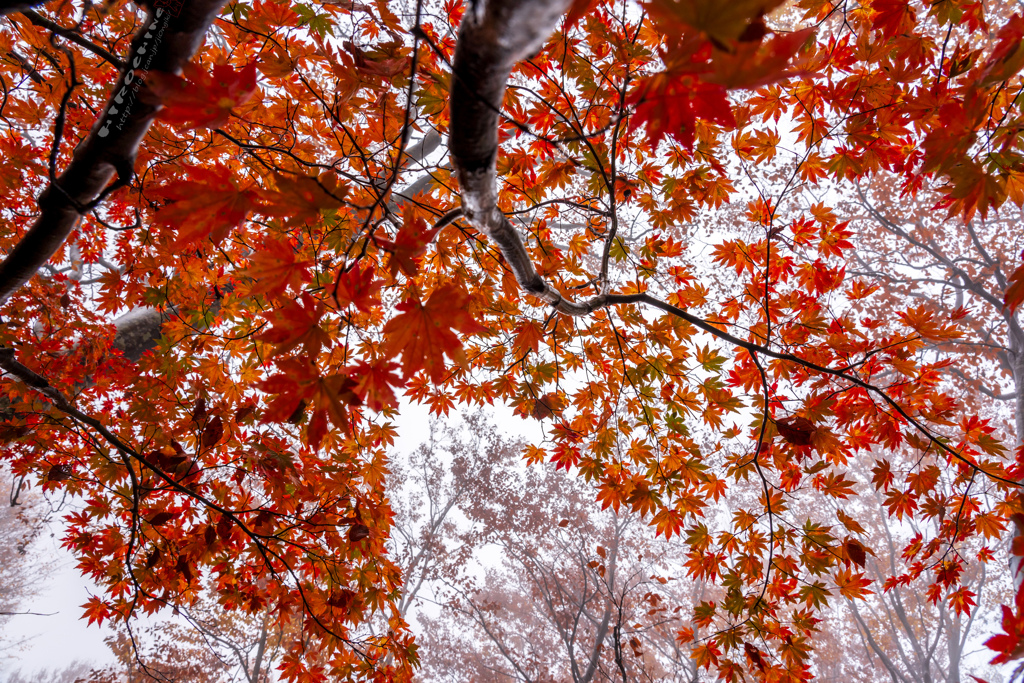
[241, 237, 314, 299]
[845, 538, 867, 567]
[531, 392, 565, 420]
[630, 1, 808, 150]
[201, 415, 223, 449]
[374, 211, 443, 279]
[987, 604, 1024, 664]
[565, 0, 599, 28]
[380, 284, 488, 383]
[705, 28, 814, 89]
[260, 357, 360, 449]
[643, 0, 787, 47]
[152, 166, 258, 247]
[350, 359, 403, 411]
[627, 69, 735, 151]
[257, 293, 330, 358]
[334, 266, 382, 313]
[149, 62, 259, 130]
[870, 0, 916, 39]
[1003, 264, 1024, 315]
[974, 14, 1024, 87]
[776, 416, 817, 446]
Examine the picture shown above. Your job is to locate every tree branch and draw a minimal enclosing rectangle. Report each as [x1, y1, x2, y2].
[0, 0, 229, 305]
[111, 306, 171, 362]
[0, 0, 42, 18]
[5, 48, 44, 83]
[448, 0, 593, 315]
[21, 10, 125, 69]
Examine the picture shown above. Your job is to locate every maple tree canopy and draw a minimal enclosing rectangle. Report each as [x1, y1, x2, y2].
[3, 0, 1024, 679]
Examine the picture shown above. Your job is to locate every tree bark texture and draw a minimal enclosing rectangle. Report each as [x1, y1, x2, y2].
[0, 0, 229, 305]
[1010, 332, 1024, 592]
[448, 0, 612, 316]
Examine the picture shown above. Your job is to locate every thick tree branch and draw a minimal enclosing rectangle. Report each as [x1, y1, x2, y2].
[0, 0, 42, 18]
[448, 0, 592, 314]
[0, 0, 229, 305]
[112, 306, 169, 362]
[5, 48, 44, 82]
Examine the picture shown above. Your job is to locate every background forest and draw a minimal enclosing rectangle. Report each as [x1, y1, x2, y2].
[2, 0, 1024, 681]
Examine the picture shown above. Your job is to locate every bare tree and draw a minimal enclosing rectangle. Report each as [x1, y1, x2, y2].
[5, 660, 97, 683]
[0, 473, 57, 661]
[808, 482, 1009, 683]
[85, 585, 295, 683]
[391, 420, 699, 683]
[388, 410, 529, 621]
[849, 182, 1023, 434]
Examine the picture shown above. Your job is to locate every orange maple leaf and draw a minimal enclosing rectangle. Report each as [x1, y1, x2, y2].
[241, 237, 313, 299]
[380, 284, 488, 383]
[342, 40, 408, 78]
[82, 596, 113, 627]
[512, 320, 545, 356]
[261, 172, 350, 227]
[257, 293, 330, 358]
[152, 166, 258, 247]
[834, 567, 874, 599]
[374, 211, 443, 279]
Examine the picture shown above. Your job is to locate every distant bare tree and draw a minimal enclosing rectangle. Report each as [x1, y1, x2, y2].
[0, 472, 57, 661]
[6, 659, 96, 683]
[384, 413, 699, 682]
